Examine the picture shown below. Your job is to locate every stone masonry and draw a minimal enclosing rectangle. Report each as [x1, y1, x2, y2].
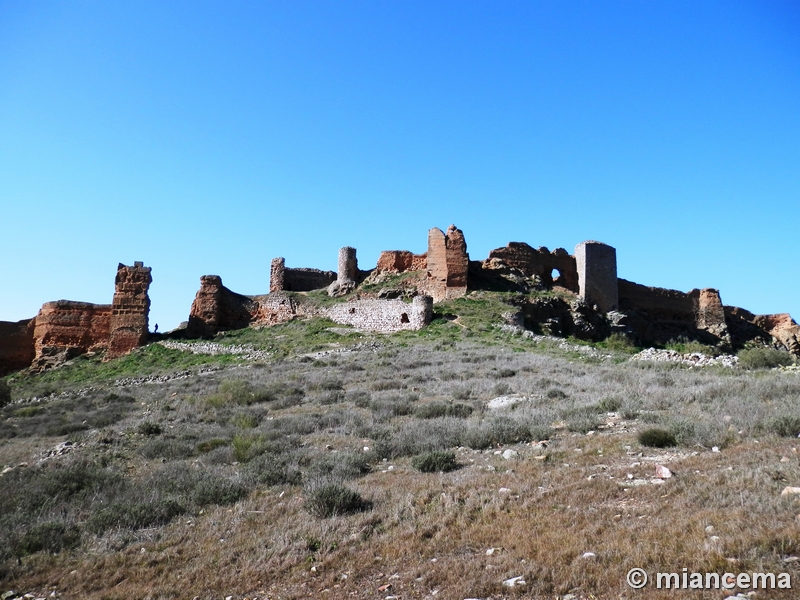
[269, 257, 336, 292]
[106, 262, 152, 359]
[487, 242, 579, 291]
[324, 295, 433, 332]
[0, 318, 36, 375]
[328, 247, 358, 296]
[575, 241, 618, 313]
[426, 225, 469, 301]
[375, 250, 427, 273]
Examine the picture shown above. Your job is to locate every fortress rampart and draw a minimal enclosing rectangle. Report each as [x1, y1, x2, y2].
[1, 224, 798, 374]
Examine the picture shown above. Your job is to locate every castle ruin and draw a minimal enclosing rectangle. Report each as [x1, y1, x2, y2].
[1, 224, 799, 374]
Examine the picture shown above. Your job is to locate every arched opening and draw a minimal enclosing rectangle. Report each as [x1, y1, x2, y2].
[551, 268, 562, 285]
[400, 313, 410, 323]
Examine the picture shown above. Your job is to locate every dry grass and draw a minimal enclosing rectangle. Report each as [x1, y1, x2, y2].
[2, 327, 800, 599]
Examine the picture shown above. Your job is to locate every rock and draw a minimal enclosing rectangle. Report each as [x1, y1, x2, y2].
[581, 552, 597, 559]
[502, 449, 519, 460]
[781, 486, 800, 496]
[654, 464, 672, 479]
[502, 576, 526, 588]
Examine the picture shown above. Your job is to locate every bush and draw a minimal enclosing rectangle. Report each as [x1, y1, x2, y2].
[197, 438, 229, 453]
[546, 388, 567, 400]
[766, 414, 800, 438]
[598, 396, 622, 412]
[232, 433, 267, 462]
[414, 401, 474, 419]
[87, 499, 186, 534]
[412, 450, 458, 473]
[137, 421, 162, 436]
[245, 454, 302, 487]
[738, 347, 794, 370]
[0, 380, 11, 407]
[603, 333, 637, 352]
[16, 521, 81, 556]
[638, 427, 677, 448]
[139, 438, 196, 460]
[305, 482, 369, 518]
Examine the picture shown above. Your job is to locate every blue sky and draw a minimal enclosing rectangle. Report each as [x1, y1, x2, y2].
[1, 1, 798, 330]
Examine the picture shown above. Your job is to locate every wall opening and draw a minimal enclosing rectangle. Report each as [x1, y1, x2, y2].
[551, 268, 562, 284]
[400, 313, 409, 323]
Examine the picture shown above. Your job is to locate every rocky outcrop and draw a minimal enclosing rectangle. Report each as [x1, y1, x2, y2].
[426, 225, 469, 301]
[725, 306, 800, 356]
[375, 250, 427, 273]
[106, 262, 152, 359]
[0, 318, 36, 375]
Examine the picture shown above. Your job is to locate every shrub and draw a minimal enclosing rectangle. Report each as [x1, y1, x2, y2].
[412, 450, 458, 473]
[603, 333, 637, 352]
[766, 414, 800, 438]
[232, 434, 267, 462]
[638, 427, 677, 448]
[546, 388, 567, 400]
[415, 402, 474, 419]
[305, 482, 369, 518]
[16, 521, 81, 556]
[245, 454, 302, 487]
[561, 405, 602, 434]
[197, 438, 229, 453]
[492, 368, 517, 379]
[139, 438, 196, 460]
[598, 396, 622, 412]
[738, 347, 794, 370]
[0, 380, 12, 407]
[137, 421, 162, 436]
[232, 413, 260, 428]
[87, 499, 186, 533]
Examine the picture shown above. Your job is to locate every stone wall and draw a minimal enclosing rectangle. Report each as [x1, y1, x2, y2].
[426, 225, 469, 301]
[575, 241, 618, 313]
[618, 279, 729, 345]
[0, 318, 36, 375]
[31, 301, 113, 371]
[724, 306, 800, 356]
[323, 295, 433, 332]
[106, 262, 152, 359]
[269, 257, 336, 292]
[187, 275, 259, 337]
[487, 242, 578, 291]
[375, 250, 427, 273]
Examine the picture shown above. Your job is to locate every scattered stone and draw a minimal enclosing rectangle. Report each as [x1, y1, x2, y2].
[781, 486, 800, 496]
[630, 348, 738, 368]
[502, 576, 526, 588]
[581, 552, 597, 559]
[502, 449, 519, 460]
[654, 464, 672, 479]
[487, 395, 527, 410]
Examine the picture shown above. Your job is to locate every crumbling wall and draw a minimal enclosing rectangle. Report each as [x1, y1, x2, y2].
[487, 243, 578, 291]
[323, 296, 433, 332]
[0, 318, 36, 375]
[375, 250, 427, 273]
[328, 247, 359, 296]
[106, 262, 152, 359]
[31, 301, 113, 370]
[575, 241, 618, 313]
[187, 275, 260, 337]
[269, 257, 336, 292]
[724, 306, 800, 356]
[269, 258, 286, 293]
[426, 225, 469, 301]
[618, 279, 729, 345]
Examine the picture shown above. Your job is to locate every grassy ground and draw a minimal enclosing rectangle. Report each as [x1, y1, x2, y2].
[2, 295, 800, 599]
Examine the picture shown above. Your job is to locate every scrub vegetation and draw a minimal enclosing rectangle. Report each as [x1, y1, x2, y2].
[1, 295, 799, 599]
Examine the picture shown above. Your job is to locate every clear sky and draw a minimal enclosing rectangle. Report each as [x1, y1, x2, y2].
[1, 1, 798, 330]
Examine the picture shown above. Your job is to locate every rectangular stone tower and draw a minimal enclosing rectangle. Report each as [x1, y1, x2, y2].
[106, 262, 152, 359]
[574, 241, 618, 313]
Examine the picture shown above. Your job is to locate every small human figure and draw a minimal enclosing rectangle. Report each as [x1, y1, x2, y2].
[154, 324, 159, 334]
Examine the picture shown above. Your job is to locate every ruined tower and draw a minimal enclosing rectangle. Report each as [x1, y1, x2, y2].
[426, 225, 469, 302]
[106, 262, 152, 359]
[575, 241, 617, 313]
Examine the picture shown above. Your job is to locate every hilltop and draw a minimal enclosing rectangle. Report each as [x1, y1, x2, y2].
[1, 287, 800, 599]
